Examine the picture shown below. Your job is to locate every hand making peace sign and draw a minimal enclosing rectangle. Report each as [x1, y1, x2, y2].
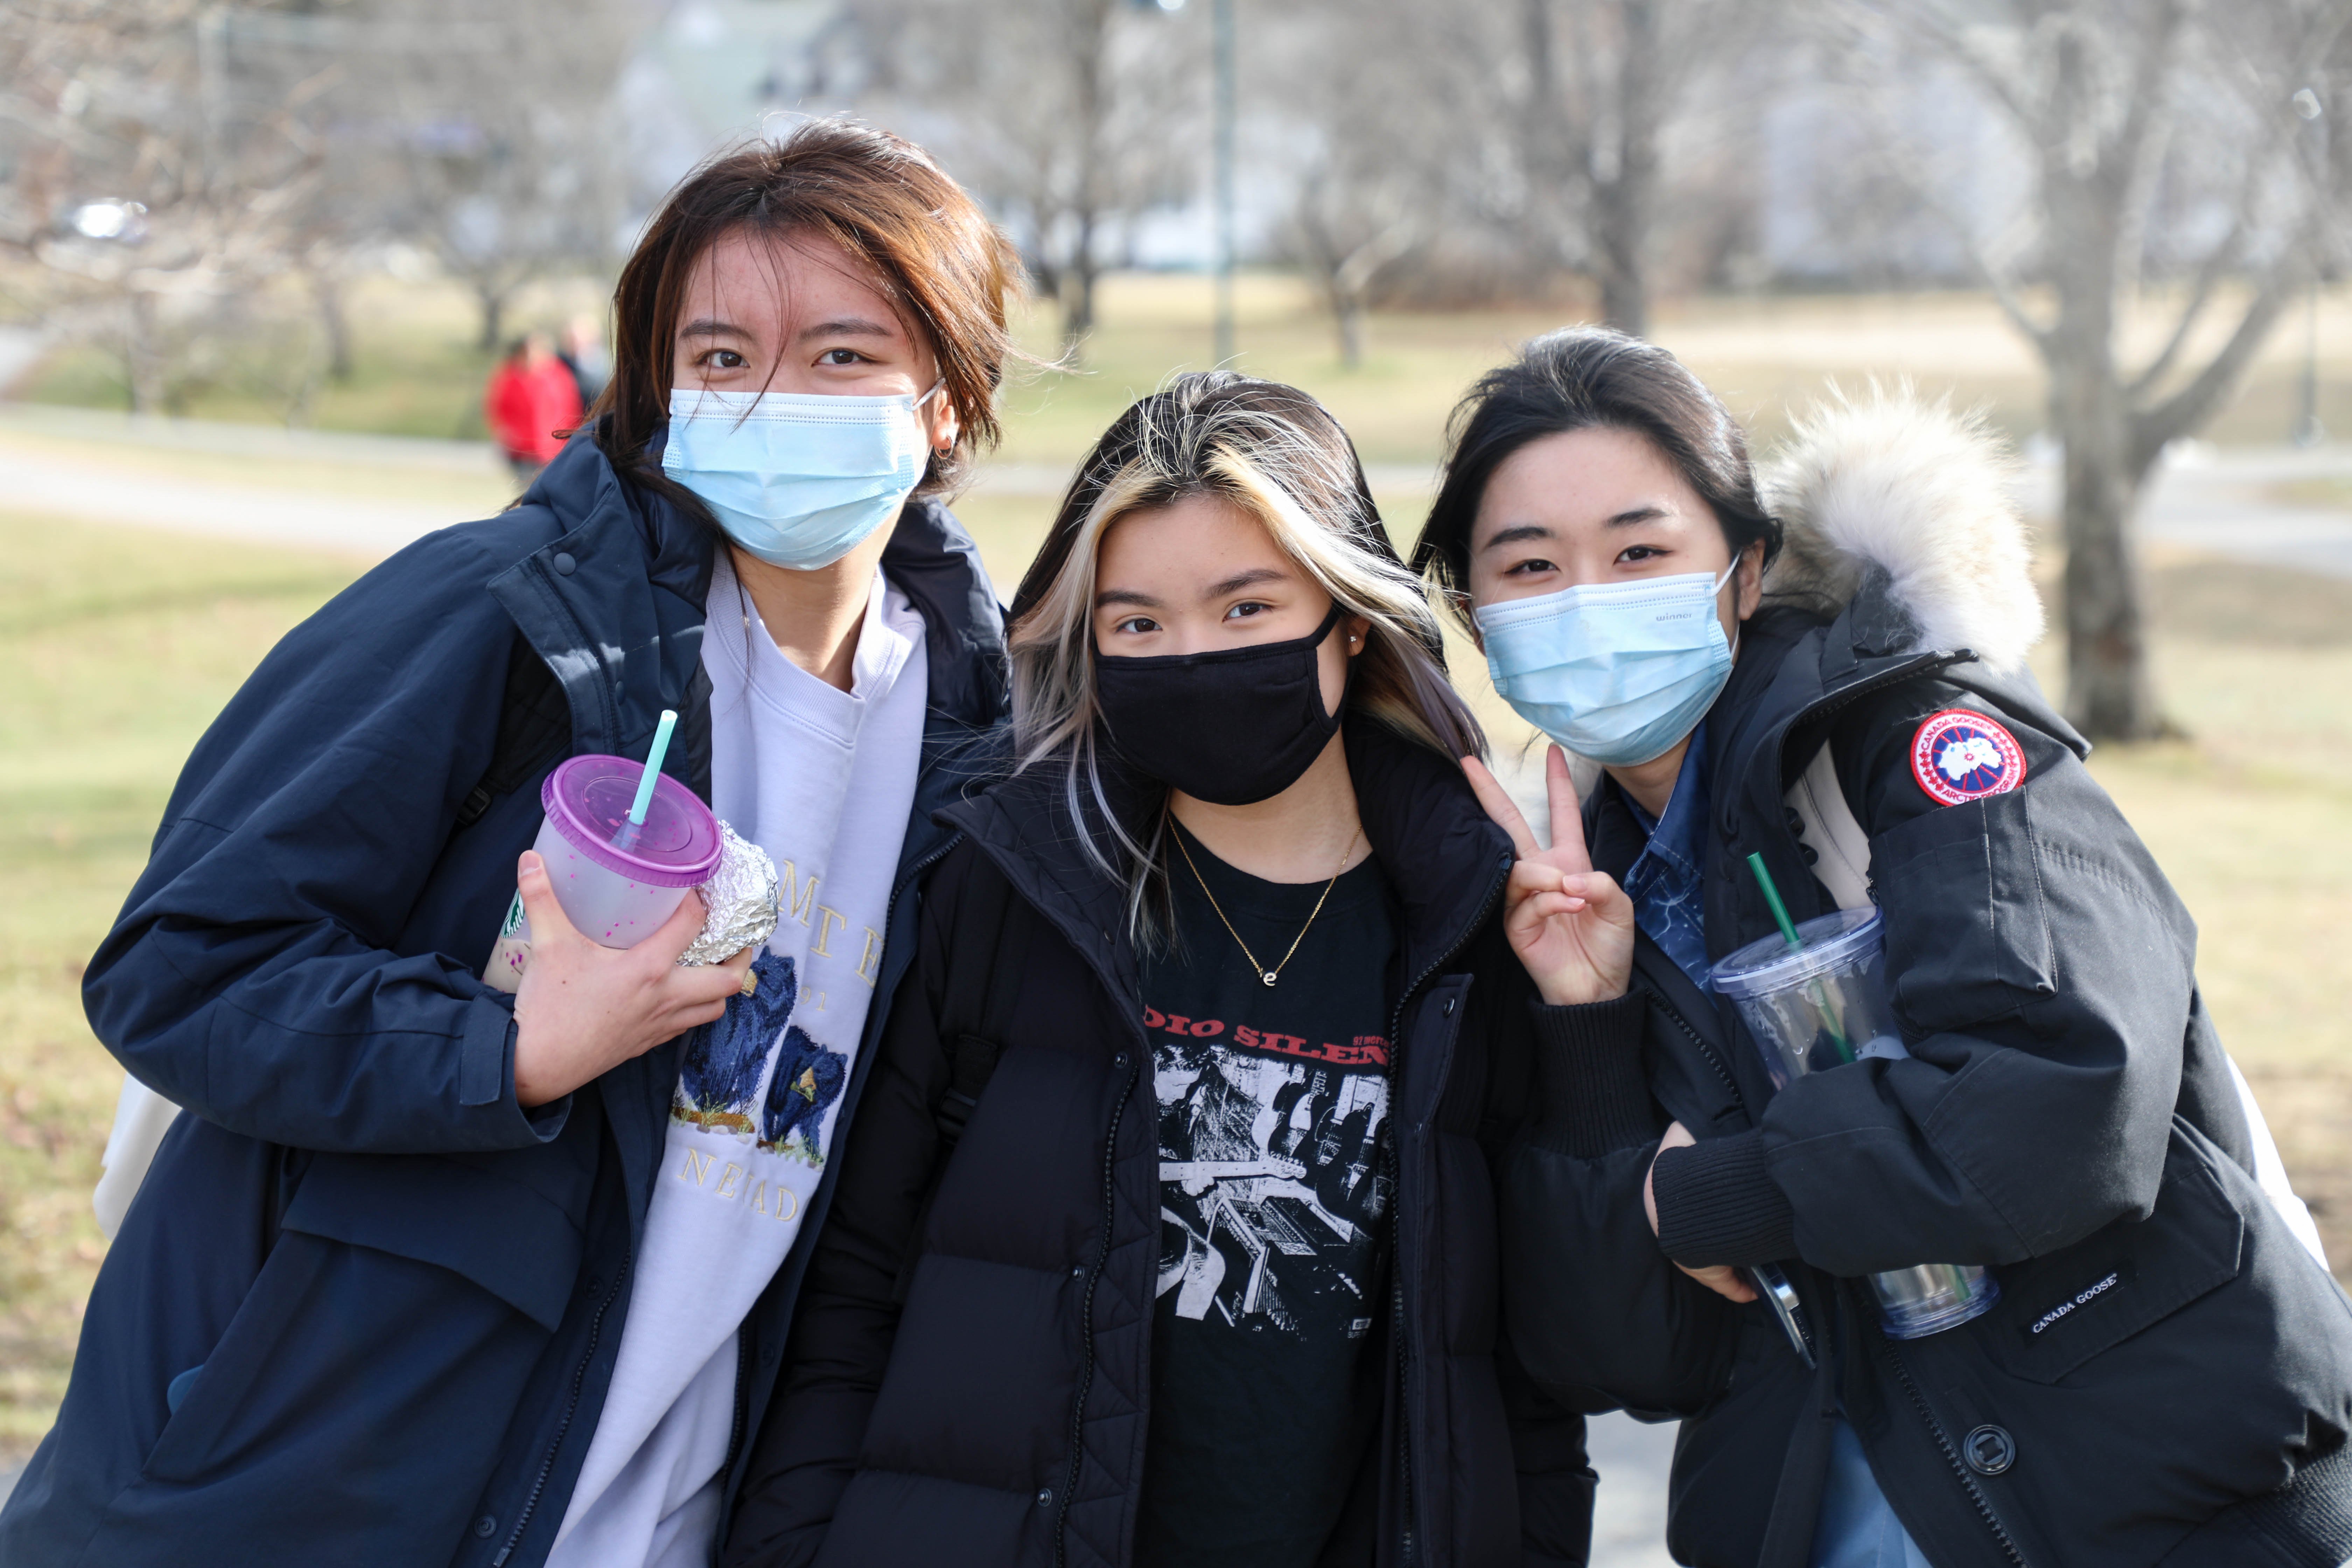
[1460, 743, 1637, 1007]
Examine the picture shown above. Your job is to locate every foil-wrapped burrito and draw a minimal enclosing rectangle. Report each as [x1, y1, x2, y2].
[677, 821, 780, 967]
[480, 820, 779, 994]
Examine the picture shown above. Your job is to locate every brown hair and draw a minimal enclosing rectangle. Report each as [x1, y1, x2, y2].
[592, 118, 1021, 515]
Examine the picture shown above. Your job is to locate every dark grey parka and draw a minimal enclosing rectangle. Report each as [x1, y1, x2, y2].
[1499, 400, 2352, 1568]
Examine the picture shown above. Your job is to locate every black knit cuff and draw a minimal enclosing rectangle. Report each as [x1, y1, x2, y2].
[1527, 992, 1656, 1158]
[1651, 1129, 1798, 1268]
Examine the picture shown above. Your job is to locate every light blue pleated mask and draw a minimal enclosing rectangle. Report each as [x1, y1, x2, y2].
[1473, 563, 1739, 766]
[660, 385, 936, 571]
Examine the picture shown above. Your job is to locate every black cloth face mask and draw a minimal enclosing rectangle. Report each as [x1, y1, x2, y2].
[1093, 603, 1346, 805]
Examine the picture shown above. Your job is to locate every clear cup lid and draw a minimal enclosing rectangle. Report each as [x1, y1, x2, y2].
[540, 754, 722, 888]
[1708, 906, 1884, 1000]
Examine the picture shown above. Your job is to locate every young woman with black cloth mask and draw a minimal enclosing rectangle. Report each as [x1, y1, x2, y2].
[721, 372, 1617, 1568]
[1421, 327, 2352, 1568]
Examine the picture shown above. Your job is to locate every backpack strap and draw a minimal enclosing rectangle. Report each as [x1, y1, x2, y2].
[455, 635, 572, 830]
[1784, 741, 1873, 911]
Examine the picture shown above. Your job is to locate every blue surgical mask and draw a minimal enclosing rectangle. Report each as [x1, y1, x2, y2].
[1474, 563, 1740, 766]
[660, 385, 937, 570]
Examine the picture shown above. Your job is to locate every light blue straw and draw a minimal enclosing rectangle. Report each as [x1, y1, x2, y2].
[625, 709, 678, 828]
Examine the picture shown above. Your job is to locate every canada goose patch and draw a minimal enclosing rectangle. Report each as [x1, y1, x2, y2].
[1911, 709, 2026, 806]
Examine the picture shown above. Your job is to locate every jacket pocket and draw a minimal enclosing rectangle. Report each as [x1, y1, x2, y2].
[1874, 788, 2056, 1034]
[276, 1150, 588, 1330]
[1980, 1117, 2244, 1385]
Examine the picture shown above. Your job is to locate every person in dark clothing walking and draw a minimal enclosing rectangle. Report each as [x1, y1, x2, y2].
[721, 373, 1605, 1567]
[0, 121, 1020, 1568]
[1420, 328, 2352, 1568]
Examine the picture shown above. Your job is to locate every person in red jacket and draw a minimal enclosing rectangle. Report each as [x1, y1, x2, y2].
[484, 332, 584, 483]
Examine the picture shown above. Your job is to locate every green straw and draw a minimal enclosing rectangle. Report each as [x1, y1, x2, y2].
[617, 709, 677, 845]
[1746, 852, 1802, 950]
[1745, 851, 1855, 1064]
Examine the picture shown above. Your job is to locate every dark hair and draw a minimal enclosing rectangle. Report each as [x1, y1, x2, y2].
[1412, 327, 1780, 623]
[592, 118, 1021, 517]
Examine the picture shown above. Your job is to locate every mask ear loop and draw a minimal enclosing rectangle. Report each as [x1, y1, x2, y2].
[914, 379, 952, 457]
[1714, 556, 1744, 659]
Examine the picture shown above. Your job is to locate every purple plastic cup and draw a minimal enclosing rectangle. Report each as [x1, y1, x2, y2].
[524, 754, 722, 948]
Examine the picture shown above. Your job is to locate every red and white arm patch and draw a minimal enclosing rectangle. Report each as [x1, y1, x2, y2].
[1909, 709, 2028, 806]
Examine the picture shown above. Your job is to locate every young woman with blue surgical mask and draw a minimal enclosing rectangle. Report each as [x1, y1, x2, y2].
[1418, 328, 2352, 1568]
[12, 122, 1022, 1568]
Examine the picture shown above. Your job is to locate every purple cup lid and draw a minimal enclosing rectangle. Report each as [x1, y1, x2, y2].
[540, 755, 722, 887]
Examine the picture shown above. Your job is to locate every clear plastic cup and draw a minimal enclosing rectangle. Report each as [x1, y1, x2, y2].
[483, 755, 722, 990]
[1709, 909, 2000, 1340]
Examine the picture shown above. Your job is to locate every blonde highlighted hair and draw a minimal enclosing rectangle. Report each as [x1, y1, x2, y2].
[1006, 372, 1484, 936]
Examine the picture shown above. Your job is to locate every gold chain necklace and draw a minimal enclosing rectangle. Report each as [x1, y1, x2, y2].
[1171, 822, 1362, 988]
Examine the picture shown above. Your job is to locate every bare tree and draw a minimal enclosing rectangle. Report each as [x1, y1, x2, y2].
[366, 0, 637, 353]
[851, 0, 1201, 355]
[1514, 0, 1770, 334]
[1272, 1, 1456, 365]
[1831, 0, 2350, 739]
[0, 0, 334, 412]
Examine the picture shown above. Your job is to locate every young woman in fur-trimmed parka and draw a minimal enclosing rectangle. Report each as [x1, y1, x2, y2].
[1421, 329, 2352, 1568]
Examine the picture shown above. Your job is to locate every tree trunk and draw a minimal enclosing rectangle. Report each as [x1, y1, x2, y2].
[1595, 193, 1650, 337]
[1336, 292, 1365, 369]
[124, 292, 163, 414]
[2045, 186, 2161, 740]
[1593, 0, 1661, 337]
[477, 282, 506, 355]
[313, 270, 356, 383]
[1063, 213, 1100, 356]
[2038, 65, 2165, 744]
[2053, 368, 2161, 740]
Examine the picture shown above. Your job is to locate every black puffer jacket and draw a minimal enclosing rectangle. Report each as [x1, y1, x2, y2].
[722, 722, 1598, 1567]
[1500, 402, 2352, 1568]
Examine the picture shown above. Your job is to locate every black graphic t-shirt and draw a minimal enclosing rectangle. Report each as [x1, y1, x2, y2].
[1132, 822, 1398, 1568]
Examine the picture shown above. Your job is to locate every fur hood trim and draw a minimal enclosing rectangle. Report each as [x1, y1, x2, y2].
[1760, 387, 2044, 674]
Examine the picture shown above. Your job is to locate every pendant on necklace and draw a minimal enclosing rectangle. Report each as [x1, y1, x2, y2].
[1261, 971, 1278, 987]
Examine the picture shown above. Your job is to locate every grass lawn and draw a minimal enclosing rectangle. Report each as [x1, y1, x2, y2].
[4, 481, 2351, 1461]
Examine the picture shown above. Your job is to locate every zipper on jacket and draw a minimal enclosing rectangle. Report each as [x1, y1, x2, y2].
[1380, 860, 1509, 1567]
[721, 1328, 754, 1479]
[1054, 1041, 1142, 1567]
[492, 1244, 632, 1567]
[1879, 1333, 2031, 1568]
[1657, 996, 1742, 1107]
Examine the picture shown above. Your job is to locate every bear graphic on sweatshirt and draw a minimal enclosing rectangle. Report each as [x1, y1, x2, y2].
[674, 950, 797, 1132]
[758, 1024, 847, 1166]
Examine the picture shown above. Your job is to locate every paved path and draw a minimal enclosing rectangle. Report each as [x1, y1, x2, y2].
[9, 400, 2352, 576]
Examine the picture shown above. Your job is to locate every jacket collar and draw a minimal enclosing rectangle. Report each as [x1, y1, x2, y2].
[941, 720, 1514, 1011]
[488, 434, 1008, 786]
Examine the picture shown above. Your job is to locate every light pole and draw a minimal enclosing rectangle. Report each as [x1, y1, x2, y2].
[2294, 86, 2325, 447]
[1211, 0, 1236, 365]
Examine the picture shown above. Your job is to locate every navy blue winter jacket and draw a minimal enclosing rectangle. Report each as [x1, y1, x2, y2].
[0, 433, 1008, 1567]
